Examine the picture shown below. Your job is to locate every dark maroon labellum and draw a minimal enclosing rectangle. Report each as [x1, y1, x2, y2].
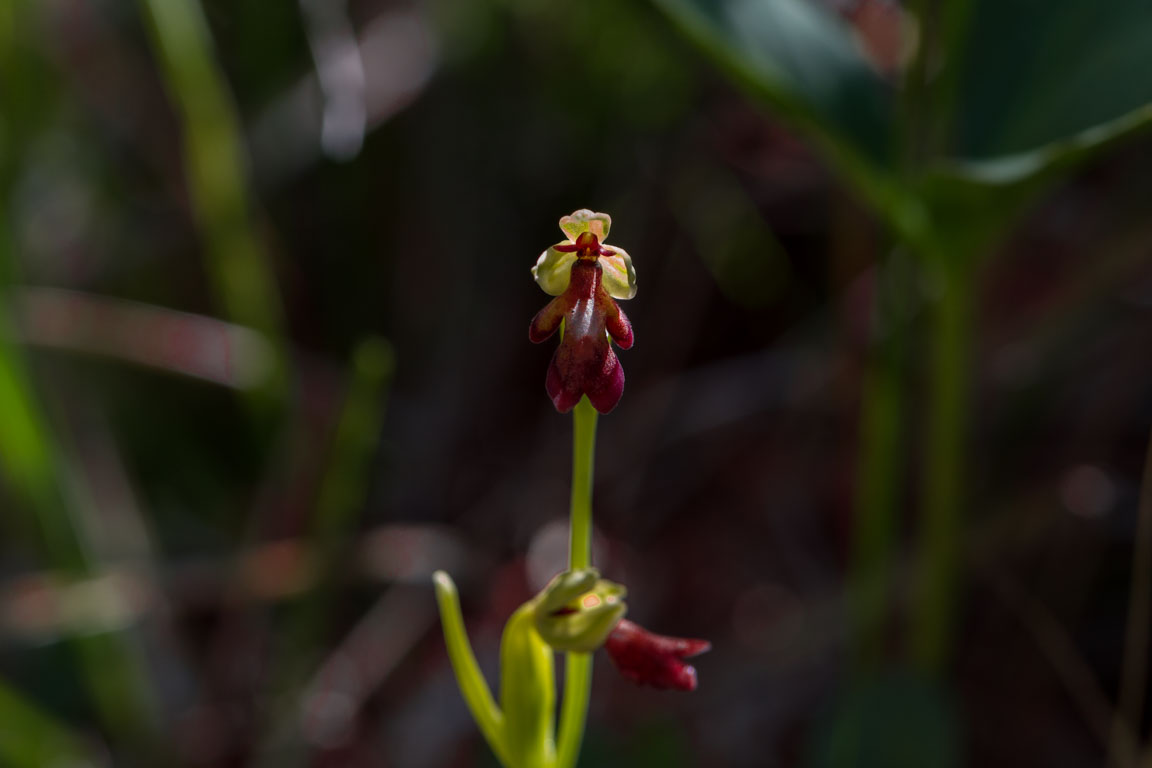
[529, 233, 633, 414]
[604, 618, 711, 691]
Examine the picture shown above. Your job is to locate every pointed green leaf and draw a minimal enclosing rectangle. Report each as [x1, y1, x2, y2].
[432, 572, 510, 766]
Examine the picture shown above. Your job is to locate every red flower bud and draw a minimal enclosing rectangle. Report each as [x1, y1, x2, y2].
[604, 619, 710, 691]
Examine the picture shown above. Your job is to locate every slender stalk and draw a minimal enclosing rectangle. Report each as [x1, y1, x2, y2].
[911, 253, 972, 672]
[556, 654, 592, 768]
[901, 0, 975, 677]
[568, 397, 598, 570]
[556, 397, 598, 768]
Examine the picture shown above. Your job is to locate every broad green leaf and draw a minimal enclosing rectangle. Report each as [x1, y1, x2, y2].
[939, 0, 1152, 188]
[653, 0, 896, 187]
[954, 0, 1152, 159]
[920, 104, 1152, 255]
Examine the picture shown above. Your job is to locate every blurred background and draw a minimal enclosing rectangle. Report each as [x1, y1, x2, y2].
[3, 0, 1152, 766]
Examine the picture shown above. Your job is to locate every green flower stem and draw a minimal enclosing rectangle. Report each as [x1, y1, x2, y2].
[556, 396, 598, 768]
[432, 571, 511, 766]
[911, 253, 972, 672]
[568, 397, 598, 570]
[556, 654, 592, 768]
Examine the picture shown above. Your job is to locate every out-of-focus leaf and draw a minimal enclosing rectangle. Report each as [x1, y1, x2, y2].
[653, 0, 896, 194]
[954, 0, 1152, 159]
[0, 680, 99, 768]
[937, 0, 1152, 189]
[921, 103, 1152, 256]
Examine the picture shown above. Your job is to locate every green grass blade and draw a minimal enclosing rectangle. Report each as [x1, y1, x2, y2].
[136, 0, 288, 402]
[433, 571, 510, 766]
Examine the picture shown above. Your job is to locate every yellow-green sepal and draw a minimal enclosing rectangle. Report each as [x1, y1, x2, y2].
[598, 245, 637, 300]
[532, 243, 578, 296]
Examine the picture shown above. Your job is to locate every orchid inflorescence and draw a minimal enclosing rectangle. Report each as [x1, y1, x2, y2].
[433, 210, 709, 768]
[530, 209, 635, 414]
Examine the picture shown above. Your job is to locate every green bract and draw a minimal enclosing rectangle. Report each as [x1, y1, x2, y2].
[531, 209, 638, 300]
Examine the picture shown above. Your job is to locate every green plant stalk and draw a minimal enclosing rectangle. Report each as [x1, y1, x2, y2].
[911, 253, 972, 672]
[556, 397, 598, 768]
[901, 0, 974, 677]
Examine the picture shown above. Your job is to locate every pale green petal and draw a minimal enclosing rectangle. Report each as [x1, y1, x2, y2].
[559, 209, 612, 242]
[532, 243, 577, 295]
[599, 245, 637, 300]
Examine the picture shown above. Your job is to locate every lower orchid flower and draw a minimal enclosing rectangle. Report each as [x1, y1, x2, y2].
[433, 568, 710, 766]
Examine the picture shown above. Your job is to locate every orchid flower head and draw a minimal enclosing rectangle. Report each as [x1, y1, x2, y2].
[529, 209, 637, 414]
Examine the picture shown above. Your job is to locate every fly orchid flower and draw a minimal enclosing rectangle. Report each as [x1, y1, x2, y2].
[434, 210, 698, 768]
[530, 210, 637, 414]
